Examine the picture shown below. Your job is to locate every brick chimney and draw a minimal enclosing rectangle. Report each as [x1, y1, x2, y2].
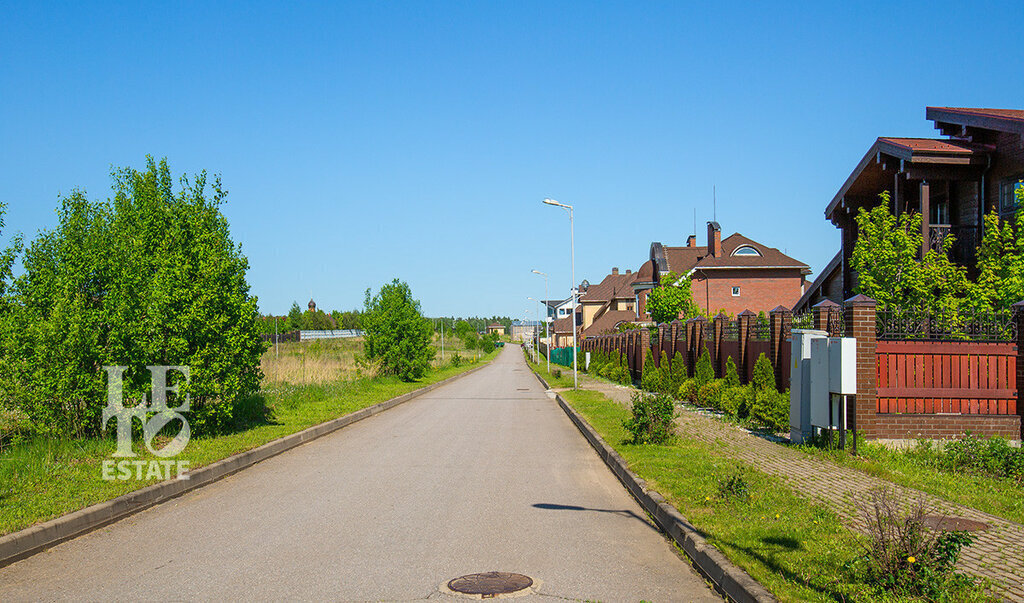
[611, 267, 619, 275]
[686, 235, 697, 248]
[707, 221, 722, 257]
[625, 269, 631, 274]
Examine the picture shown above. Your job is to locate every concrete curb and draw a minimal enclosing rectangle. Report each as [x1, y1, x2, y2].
[531, 369, 776, 603]
[0, 362, 491, 569]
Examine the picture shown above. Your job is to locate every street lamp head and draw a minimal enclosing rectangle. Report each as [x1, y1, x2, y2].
[543, 198, 558, 206]
[532, 269, 546, 276]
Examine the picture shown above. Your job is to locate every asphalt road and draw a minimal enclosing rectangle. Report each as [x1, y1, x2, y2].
[0, 345, 719, 602]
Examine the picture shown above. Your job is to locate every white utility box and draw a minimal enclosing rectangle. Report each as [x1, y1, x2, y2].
[809, 337, 831, 429]
[828, 337, 857, 395]
[790, 329, 828, 444]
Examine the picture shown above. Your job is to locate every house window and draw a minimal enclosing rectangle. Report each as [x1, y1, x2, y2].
[731, 286, 740, 297]
[731, 245, 761, 256]
[999, 177, 1024, 218]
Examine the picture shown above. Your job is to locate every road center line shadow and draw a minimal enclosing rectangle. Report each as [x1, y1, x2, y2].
[532, 503, 659, 533]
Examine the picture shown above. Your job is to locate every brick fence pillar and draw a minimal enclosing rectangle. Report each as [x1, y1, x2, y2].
[713, 313, 727, 378]
[691, 316, 707, 374]
[639, 327, 651, 380]
[737, 309, 754, 384]
[669, 320, 681, 366]
[1013, 301, 1024, 440]
[845, 294, 878, 441]
[813, 299, 840, 333]
[657, 324, 669, 366]
[769, 305, 792, 391]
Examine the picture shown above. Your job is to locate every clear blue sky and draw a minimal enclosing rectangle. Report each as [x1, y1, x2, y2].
[2, 1, 1022, 319]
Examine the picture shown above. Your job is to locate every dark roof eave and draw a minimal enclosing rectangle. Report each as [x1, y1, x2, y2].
[927, 106, 1024, 136]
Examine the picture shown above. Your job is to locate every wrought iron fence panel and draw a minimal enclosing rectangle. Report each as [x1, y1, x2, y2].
[723, 319, 739, 341]
[826, 310, 846, 337]
[752, 317, 771, 341]
[876, 307, 1016, 342]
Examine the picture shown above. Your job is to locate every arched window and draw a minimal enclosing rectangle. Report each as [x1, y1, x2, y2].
[731, 245, 762, 257]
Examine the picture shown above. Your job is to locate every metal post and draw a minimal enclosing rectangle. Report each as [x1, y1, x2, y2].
[543, 198, 577, 389]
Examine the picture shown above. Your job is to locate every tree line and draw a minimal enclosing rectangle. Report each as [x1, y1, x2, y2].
[257, 305, 364, 334]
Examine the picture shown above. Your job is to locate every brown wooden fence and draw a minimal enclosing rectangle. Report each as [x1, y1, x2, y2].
[876, 340, 1018, 415]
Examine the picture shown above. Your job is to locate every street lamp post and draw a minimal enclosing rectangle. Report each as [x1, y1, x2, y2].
[531, 269, 550, 373]
[543, 198, 578, 389]
[527, 296, 541, 364]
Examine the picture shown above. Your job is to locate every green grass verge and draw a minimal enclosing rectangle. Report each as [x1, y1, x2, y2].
[794, 441, 1024, 525]
[526, 360, 995, 603]
[0, 352, 495, 536]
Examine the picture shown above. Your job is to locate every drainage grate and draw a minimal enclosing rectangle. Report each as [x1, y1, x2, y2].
[448, 572, 533, 597]
[922, 515, 989, 532]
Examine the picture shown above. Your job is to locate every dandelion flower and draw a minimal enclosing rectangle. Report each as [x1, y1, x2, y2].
[907, 556, 916, 564]
[775, 513, 780, 519]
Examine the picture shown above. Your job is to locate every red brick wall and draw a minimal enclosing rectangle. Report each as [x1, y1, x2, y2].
[690, 268, 805, 315]
[872, 414, 1020, 440]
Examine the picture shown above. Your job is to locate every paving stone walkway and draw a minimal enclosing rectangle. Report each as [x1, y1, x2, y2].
[559, 375, 1024, 602]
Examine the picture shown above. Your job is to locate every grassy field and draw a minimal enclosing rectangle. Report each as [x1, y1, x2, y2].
[525, 356, 995, 602]
[261, 334, 492, 385]
[0, 349, 496, 536]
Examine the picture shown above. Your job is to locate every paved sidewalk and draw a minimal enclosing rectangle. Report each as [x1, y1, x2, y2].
[563, 375, 1024, 602]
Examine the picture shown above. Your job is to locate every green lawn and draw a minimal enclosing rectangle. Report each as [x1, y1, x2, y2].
[526, 359, 995, 603]
[0, 352, 495, 536]
[795, 440, 1024, 525]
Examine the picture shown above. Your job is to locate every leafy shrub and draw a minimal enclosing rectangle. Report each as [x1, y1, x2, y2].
[616, 365, 632, 386]
[942, 434, 1024, 483]
[450, 353, 463, 367]
[721, 384, 754, 418]
[622, 392, 675, 444]
[669, 351, 687, 394]
[694, 348, 714, 387]
[858, 488, 977, 599]
[752, 353, 775, 391]
[552, 368, 562, 379]
[658, 351, 673, 395]
[0, 404, 34, 450]
[723, 356, 740, 387]
[717, 468, 750, 501]
[678, 379, 699, 404]
[698, 380, 723, 409]
[363, 278, 436, 381]
[640, 349, 658, 392]
[752, 387, 789, 431]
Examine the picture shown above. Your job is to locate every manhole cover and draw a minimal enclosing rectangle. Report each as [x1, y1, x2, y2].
[448, 572, 533, 597]
[922, 515, 990, 532]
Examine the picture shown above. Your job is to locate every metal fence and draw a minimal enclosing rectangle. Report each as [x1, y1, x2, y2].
[299, 329, 364, 340]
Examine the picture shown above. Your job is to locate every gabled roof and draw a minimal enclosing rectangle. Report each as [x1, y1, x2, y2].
[825, 136, 989, 222]
[927, 106, 1024, 136]
[654, 233, 809, 275]
[580, 271, 637, 303]
[582, 310, 637, 338]
[551, 314, 578, 334]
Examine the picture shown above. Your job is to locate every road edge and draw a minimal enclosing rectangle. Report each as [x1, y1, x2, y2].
[0, 361, 491, 569]
[530, 368, 777, 603]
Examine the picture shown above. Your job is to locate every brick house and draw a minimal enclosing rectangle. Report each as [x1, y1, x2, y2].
[635, 222, 810, 317]
[797, 106, 1024, 310]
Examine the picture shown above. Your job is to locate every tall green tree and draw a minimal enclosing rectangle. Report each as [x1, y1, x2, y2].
[971, 183, 1024, 311]
[362, 279, 435, 380]
[286, 302, 304, 330]
[646, 272, 700, 324]
[0, 157, 265, 436]
[850, 192, 970, 314]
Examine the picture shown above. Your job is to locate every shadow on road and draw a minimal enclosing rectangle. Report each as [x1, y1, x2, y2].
[532, 502, 660, 533]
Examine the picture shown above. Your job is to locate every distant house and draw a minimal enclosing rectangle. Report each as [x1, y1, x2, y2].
[486, 323, 506, 336]
[577, 267, 639, 335]
[799, 106, 1024, 310]
[551, 312, 581, 348]
[635, 222, 810, 317]
[543, 295, 578, 321]
[510, 320, 543, 342]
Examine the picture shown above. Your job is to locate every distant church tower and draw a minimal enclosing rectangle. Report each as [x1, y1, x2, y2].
[308, 298, 316, 312]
